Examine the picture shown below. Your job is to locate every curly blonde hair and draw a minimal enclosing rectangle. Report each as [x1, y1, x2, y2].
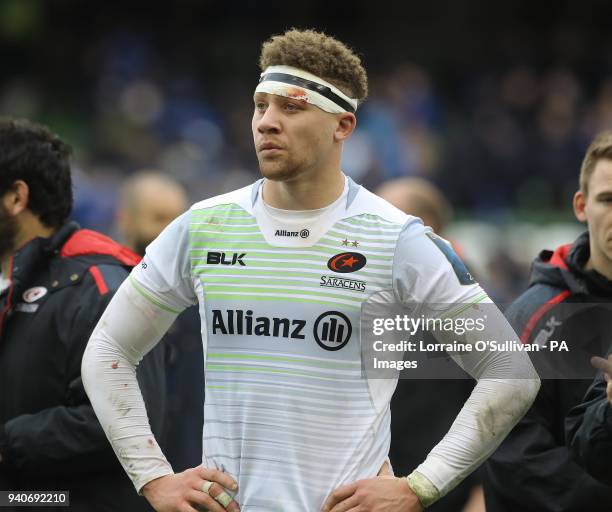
[259, 28, 368, 103]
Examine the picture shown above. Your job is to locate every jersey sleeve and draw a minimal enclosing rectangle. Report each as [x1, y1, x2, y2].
[130, 210, 197, 313]
[391, 218, 540, 503]
[392, 218, 485, 306]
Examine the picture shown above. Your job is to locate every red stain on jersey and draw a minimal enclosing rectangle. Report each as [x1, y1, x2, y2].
[111, 361, 119, 369]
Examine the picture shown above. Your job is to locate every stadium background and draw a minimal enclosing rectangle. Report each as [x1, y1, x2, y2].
[2, 0, 612, 301]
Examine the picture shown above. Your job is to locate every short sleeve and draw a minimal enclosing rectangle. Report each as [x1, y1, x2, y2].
[130, 210, 196, 312]
[392, 218, 487, 306]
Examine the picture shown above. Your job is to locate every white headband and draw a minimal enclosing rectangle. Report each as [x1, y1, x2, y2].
[255, 65, 359, 114]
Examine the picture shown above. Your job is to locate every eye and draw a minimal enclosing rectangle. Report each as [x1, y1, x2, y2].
[284, 102, 301, 112]
[254, 101, 267, 112]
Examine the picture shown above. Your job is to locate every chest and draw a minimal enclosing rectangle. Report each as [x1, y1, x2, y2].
[190, 216, 399, 308]
[0, 288, 73, 420]
[190, 215, 400, 361]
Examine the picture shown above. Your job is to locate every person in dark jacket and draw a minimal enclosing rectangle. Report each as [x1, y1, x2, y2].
[0, 119, 165, 511]
[483, 131, 612, 511]
[564, 132, 612, 487]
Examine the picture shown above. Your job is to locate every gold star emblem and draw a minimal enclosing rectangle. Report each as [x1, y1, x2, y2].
[351, 240, 359, 247]
[341, 239, 349, 246]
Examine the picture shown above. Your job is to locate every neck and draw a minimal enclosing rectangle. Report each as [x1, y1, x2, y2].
[1, 215, 56, 277]
[585, 242, 612, 281]
[262, 169, 345, 210]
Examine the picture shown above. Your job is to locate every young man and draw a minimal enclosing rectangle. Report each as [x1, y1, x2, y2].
[0, 119, 166, 511]
[564, 135, 612, 487]
[82, 29, 539, 512]
[483, 132, 612, 511]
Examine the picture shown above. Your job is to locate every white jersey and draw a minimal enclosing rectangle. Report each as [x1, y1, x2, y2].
[130, 176, 487, 510]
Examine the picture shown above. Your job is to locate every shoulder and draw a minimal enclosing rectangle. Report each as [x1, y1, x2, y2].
[60, 229, 141, 267]
[346, 185, 411, 226]
[505, 283, 572, 340]
[57, 229, 140, 297]
[190, 182, 256, 215]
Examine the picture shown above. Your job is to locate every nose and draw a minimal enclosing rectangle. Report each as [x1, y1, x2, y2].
[256, 104, 281, 134]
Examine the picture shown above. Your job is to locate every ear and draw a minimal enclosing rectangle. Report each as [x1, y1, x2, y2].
[2, 180, 29, 217]
[573, 190, 587, 223]
[334, 112, 356, 142]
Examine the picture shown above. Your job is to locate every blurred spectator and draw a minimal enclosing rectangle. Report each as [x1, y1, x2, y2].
[116, 171, 204, 472]
[375, 177, 452, 234]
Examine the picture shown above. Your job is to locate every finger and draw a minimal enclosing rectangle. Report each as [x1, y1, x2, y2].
[181, 503, 200, 512]
[321, 482, 358, 512]
[590, 356, 612, 373]
[187, 489, 227, 512]
[202, 481, 239, 512]
[200, 466, 239, 492]
[327, 494, 360, 512]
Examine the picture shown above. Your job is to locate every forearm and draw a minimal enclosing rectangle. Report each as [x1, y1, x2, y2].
[408, 307, 540, 504]
[409, 377, 539, 501]
[82, 277, 178, 491]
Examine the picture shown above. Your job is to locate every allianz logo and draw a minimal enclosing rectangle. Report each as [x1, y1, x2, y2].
[274, 229, 310, 238]
[210, 309, 351, 351]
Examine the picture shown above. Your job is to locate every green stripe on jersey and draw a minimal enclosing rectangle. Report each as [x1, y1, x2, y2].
[203, 292, 361, 310]
[208, 352, 359, 369]
[129, 275, 181, 314]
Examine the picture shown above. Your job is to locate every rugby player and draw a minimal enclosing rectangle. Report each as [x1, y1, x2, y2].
[82, 29, 540, 512]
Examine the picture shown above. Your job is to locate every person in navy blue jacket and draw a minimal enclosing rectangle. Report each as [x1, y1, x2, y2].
[0, 119, 166, 511]
[566, 349, 612, 486]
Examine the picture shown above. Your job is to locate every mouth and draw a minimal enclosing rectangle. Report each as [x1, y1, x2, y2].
[258, 142, 284, 153]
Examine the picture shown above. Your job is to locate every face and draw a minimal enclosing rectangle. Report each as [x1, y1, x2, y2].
[121, 183, 187, 255]
[252, 92, 342, 182]
[574, 158, 612, 269]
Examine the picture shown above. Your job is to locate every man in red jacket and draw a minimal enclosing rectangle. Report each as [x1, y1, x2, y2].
[0, 119, 165, 511]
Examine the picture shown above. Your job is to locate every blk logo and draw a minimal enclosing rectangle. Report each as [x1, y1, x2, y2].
[314, 311, 352, 351]
[327, 252, 367, 273]
[207, 252, 246, 266]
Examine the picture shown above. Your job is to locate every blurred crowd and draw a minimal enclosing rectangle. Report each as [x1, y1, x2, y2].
[3, 22, 608, 303]
[3, 32, 612, 226]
